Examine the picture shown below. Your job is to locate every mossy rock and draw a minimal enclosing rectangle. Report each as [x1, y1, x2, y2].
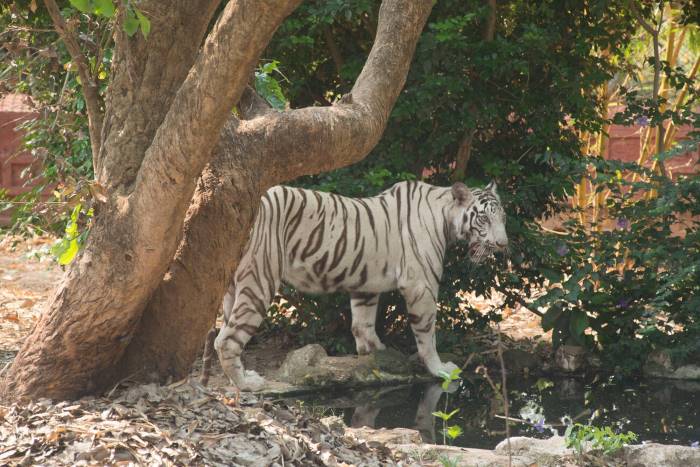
[299, 367, 345, 386]
[368, 348, 413, 375]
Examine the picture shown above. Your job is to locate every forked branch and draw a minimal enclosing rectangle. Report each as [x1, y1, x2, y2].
[43, 0, 104, 165]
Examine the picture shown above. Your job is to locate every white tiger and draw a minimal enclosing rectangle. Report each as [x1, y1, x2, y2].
[210, 180, 508, 390]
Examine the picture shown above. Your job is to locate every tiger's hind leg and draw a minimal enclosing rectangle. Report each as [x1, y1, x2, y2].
[214, 276, 277, 391]
[350, 293, 386, 355]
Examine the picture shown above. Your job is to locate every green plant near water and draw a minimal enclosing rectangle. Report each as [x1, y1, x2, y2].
[565, 423, 638, 457]
[431, 367, 463, 445]
[437, 454, 460, 467]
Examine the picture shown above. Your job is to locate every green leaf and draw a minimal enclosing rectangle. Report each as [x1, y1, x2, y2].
[432, 409, 459, 421]
[123, 11, 140, 37]
[135, 9, 151, 38]
[569, 310, 589, 338]
[541, 305, 563, 332]
[93, 0, 115, 17]
[588, 292, 608, 306]
[445, 425, 463, 440]
[51, 204, 82, 266]
[540, 267, 561, 283]
[69, 0, 91, 13]
[50, 238, 70, 261]
[441, 378, 451, 391]
[254, 65, 288, 110]
[534, 378, 554, 391]
[57, 238, 80, 265]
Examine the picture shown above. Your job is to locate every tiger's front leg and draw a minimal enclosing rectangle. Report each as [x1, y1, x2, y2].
[402, 286, 460, 378]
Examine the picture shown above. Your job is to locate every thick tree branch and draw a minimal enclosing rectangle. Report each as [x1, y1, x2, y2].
[0, 0, 300, 402]
[129, 0, 300, 265]
[238, 86, 273, 119]
[484, 0, 497, 41]
[43, 0, 103, 167]
[97, 0, 222, 191]
[235, 0, 434, 185]
[452, 129, 477, 181]
[452, 0, 496, 182]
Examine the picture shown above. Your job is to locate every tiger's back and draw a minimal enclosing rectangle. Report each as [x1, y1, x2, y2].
[239, 181, 453, 295]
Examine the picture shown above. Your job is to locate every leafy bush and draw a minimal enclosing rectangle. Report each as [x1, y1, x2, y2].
[565, 423, 638, 456]
[533, 148, 700, 373]
[0, 1, 108, 236]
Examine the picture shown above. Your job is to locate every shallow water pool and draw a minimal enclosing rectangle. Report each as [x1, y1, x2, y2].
[290, 375, 700, 449]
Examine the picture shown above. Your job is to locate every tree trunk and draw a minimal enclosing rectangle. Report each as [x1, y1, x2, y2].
[1, 0, 434, 402]
[0, 0, 302, 402]
[109, 120, 266, 382]
[115, 0, 436, 383]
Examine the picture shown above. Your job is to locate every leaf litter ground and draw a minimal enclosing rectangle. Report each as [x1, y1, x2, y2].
[0, 379, 401, 466]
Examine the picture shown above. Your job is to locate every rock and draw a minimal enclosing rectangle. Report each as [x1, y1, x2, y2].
[672, 380, 700, 392]
[645, 349, 674, 374]
[368, 348, 413, 374]
[554, 345, 586, 373]
[390, 435, 700, 467]
[346, 426, 423, 445]
[298, 366, 343, 386]
[494, 435, 572, 459]
[502, 348, 539, 372]
[644, 349, 700, 380]
[276, 344, 328, 383]
[622, 443, 700, 466]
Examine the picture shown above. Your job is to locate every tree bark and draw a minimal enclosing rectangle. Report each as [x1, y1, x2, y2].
[115, 0, 435, 383]
[451, 129, 476, 182]
[0, 0, 301, 402]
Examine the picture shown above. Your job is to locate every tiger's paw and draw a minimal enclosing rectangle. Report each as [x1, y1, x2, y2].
[356, 339, 386, 355]
[237, 370, 266, 392]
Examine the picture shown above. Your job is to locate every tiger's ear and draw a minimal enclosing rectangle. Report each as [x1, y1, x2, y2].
[451, 182, 472, 206]
[485, 180, 497, 193]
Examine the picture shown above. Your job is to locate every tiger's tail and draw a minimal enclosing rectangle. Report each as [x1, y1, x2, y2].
[200, 326, 218, 386]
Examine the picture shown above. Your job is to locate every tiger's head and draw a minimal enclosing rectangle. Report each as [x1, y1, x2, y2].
[449, 181, 508, 263]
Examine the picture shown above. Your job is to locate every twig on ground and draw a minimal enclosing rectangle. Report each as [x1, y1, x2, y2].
[495, 323, 512, 467]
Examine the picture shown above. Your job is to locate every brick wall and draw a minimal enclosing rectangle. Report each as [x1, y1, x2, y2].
[605, 120, 699, 177]
[0, 94, 40, 225]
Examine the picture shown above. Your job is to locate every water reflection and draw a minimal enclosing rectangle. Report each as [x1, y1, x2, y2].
[292, 375, 700, 449]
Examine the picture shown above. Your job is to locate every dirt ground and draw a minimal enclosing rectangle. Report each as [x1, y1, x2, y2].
[0, 236, 61, 365]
